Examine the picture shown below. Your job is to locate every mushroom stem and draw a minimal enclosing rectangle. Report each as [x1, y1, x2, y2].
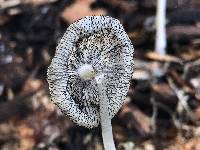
[95, 74, 116, 150]
[155, 0, 167, 55]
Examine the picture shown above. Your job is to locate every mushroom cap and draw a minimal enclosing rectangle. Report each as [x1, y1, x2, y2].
[47, 16, 134, 129]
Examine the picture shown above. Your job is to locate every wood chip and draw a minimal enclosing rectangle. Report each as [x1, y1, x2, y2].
[28, 0, 57, 6]
[101, 0, 137, 12]
[17, 124, 35, 150]
[0, 15, 10, 25]
[152, 83, 175, 97]
[146, 52, 182, 63]
[180, 49, 200, 61]
[119, 104, 151, 136]
[183, 137, 200, 150]
[168, 25, 200, 37]
[22, 79, 43, 94]
[133, 69, 150, 80]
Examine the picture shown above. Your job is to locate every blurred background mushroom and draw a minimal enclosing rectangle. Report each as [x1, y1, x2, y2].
[155, 0, 167, 55]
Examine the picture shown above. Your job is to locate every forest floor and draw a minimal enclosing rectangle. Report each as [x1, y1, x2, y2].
[0, 0, 200, 149]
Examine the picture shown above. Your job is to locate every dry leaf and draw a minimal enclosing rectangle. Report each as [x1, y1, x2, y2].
[61, 0, 107, 23]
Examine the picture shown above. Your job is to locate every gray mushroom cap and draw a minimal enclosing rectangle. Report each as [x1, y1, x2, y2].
[47, 16, 134, 129]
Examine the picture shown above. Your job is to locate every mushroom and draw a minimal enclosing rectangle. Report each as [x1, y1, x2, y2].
[155, 0, 167, 55]
[47, 16, 134, 150]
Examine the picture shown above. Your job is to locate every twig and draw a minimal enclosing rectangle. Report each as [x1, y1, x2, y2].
[167, 77, 198, 122]
[150, 96, 158, 134]
[155, 0, 167, 55]
[152, 99, 181, 129]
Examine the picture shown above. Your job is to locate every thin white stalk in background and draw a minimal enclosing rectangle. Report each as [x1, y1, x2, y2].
[95, 74, 116, 150]
[155, 0, 167, 55]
